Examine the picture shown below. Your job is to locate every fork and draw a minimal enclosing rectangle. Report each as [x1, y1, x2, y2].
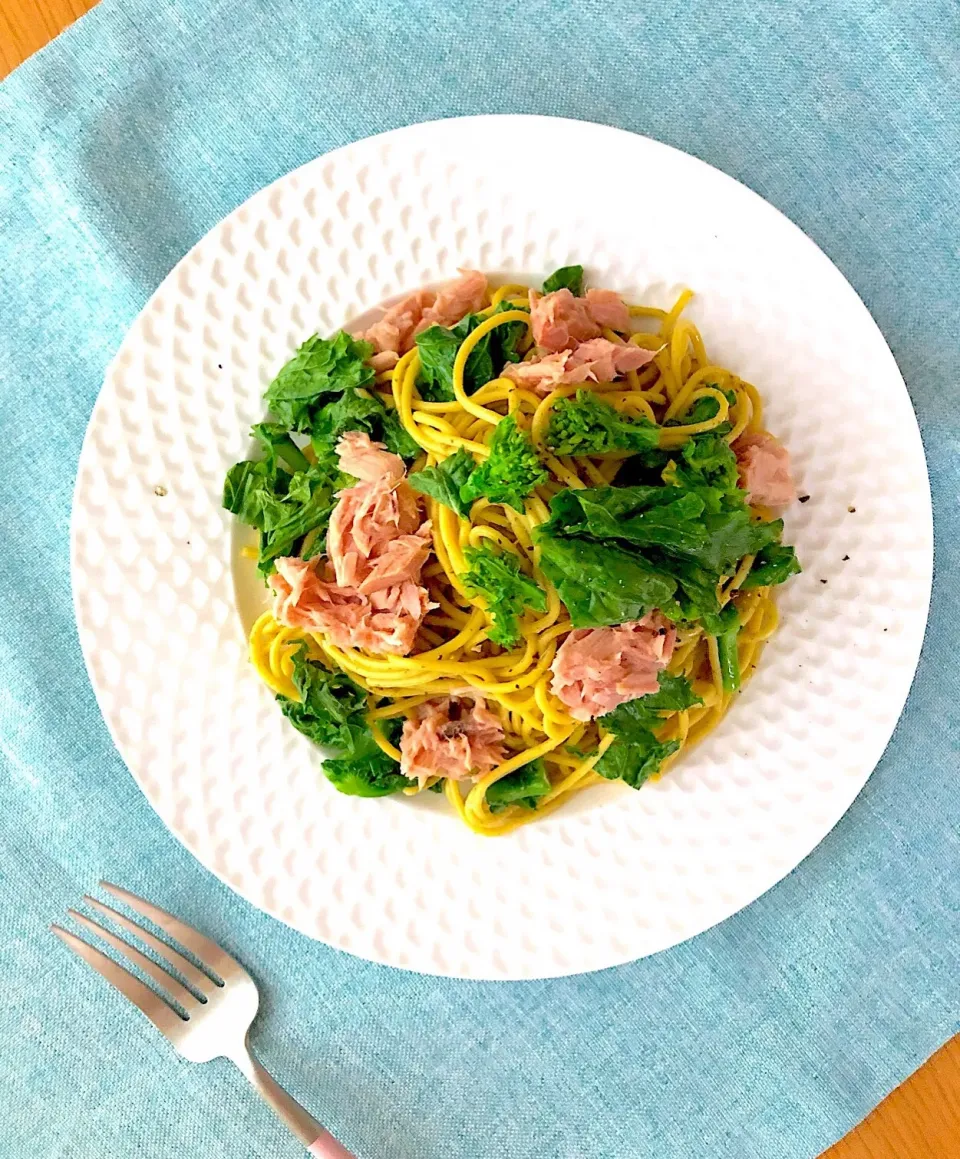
[52, 881, 355, 1158]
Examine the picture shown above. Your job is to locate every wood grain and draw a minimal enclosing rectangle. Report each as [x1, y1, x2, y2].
[0, 0, 99, 77]
[824, 1036, 960, 1159]
[2, 3, 959, 1157]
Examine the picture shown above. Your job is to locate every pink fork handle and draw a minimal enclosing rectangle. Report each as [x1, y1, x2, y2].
[308, 1133, 356, 1158]
[233, 1043, 356, 1158]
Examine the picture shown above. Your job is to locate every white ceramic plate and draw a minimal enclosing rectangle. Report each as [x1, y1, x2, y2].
[72, 116, 932, 979]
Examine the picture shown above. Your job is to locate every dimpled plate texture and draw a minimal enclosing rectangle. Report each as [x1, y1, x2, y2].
[71, 117, 932, 979]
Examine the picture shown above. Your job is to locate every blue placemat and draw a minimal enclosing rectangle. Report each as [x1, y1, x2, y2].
[1, 2, 958, 1156]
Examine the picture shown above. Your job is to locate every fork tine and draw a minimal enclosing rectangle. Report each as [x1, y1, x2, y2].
[68, 910, 201, 1011]
[51, 925, 185, 1039]
[99, 882, 238, 979]
[82, 895, 215, 994]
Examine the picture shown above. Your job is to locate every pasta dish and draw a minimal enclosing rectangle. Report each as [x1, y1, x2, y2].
[224, 266, 800, 835]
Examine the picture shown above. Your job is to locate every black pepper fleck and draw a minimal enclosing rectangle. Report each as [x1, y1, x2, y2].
[883, 628, 888, 632]
[820, 579, 828, 584]
[217, 363, 223, 370]
[798, 494, 811, 504]
[842, 555, 850, 561]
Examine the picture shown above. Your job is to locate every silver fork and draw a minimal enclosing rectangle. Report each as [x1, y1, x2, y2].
[52, 882, 355, 1158]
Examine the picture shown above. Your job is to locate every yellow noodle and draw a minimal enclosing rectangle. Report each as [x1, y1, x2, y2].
[452, 310, 532, 423]
[490, 283, 530, 306]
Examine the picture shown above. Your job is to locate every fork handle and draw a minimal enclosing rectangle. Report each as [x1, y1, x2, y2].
[232, 1038, 355, 1157]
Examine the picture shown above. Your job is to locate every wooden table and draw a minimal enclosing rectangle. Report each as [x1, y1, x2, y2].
[2, 3, 957, 1155]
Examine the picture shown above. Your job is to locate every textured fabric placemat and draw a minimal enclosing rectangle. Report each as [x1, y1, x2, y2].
[1, 2, 958, 1156]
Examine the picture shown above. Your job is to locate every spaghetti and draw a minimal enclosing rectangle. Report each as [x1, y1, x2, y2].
[233, 270, 796, 836]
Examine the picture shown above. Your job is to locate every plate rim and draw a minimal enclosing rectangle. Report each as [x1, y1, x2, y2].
[71, 114, 934, 979]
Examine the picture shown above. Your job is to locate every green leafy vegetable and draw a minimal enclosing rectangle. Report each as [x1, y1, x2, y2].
[263, 476, 339, 570]
[222, 455, 338, 577]
[683, 511, 784, 574]
[462, 544, 547, 648]
[740, 544, 802, 589]
[535, 403, 796, 627]
[280, 646, 367, 747]
[278, 648, 409, 797]
[595, 672, 702, 789]
[679, 430, 739, 485]
[459, 416, 547, 513]
[264, 331, 375, 430]
[545, 390, 661, 456]
[408, 448, 475, 518]
[701, 604, 741, 693]
[412, 420, 547, 518]
[663, 389, 735, 435]
[644, 551, 723, 620]
[496, 304, 529, 365]
[542, 265, 584, 296]
[412, 419, 549, 519]
[250, 422, 310, 473]
[539, 463, 785, 622]
[415, 315, 487, 403]
[299, 525, 326, 562]
[542, 482, 783, 575]
[541, 486, 709, 555]
[228, 331, 415, 571]
[223, 458, 274, 527]
[595, 731, 680, 789]
[322, 740, 410, 798]
[415, 302, 528, 402]
[651, 431, 778, 576]
[485, 759, 551, 812]
[599, 671, 703, 734]
[602, 413, 735, 490]
[534, 532, 676, 628]
[663, 432, 741, 510]
[309, 386, 419, 462]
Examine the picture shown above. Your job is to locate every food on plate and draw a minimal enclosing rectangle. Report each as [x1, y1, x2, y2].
[225, 266, 801, 834]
